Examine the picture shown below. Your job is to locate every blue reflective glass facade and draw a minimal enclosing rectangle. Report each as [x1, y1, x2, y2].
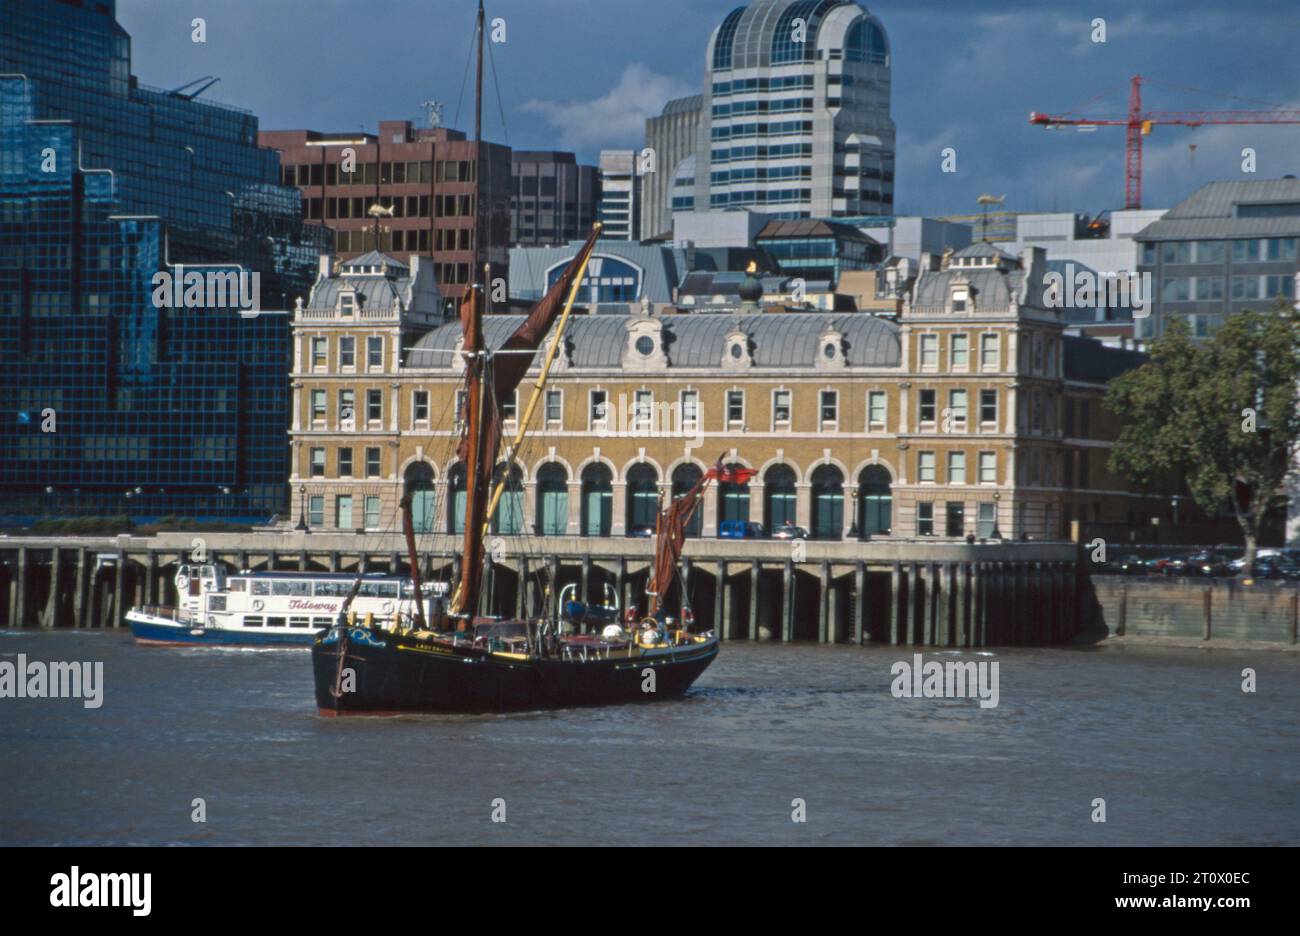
[0, 0, 327, 523]
[712, 7, 746, 70]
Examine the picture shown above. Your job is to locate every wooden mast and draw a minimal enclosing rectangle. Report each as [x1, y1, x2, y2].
[449, 0, 489, 627]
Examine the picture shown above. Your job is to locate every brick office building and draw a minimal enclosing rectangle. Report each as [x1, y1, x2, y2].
[260, 121, 511, 316]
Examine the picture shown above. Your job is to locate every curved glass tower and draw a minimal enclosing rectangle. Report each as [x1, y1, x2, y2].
[697, 0, 895, 220]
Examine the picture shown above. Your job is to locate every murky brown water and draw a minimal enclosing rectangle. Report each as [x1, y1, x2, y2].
[1, 631, 1296, 845]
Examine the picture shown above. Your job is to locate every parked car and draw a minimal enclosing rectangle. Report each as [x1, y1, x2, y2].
[1181, 550, 1236, 577]
[1228, 555, 1300, 580]
[1100, 554, 1144, 575]
[1154, 552, 1200, 576]
[718, 520, 765, 539]
[771, 523, 809, 541]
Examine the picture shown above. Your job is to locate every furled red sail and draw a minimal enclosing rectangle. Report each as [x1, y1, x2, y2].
[451, 227, 601, 619]
[647, 457, 756, 617]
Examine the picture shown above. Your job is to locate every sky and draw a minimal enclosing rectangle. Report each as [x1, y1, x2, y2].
[116, 0, 1300, 218]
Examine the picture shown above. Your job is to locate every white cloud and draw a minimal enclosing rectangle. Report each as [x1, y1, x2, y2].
[521, 63, 693, 151]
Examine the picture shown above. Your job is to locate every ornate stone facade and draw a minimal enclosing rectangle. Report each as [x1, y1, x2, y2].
[290, 243, 1166, 542]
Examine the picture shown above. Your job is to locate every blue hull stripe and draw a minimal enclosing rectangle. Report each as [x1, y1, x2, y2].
[129, 619, 316, 646]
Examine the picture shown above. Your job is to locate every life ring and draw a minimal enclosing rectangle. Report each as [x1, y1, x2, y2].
[176, 574, 190, 590]
[381, 600, 395, 614]
[252, 599, 264, 612]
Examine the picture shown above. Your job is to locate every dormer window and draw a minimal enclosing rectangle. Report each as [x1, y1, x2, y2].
[339, 291, 356, 316]
[951, 287, 969, 312]
[636, 336, 656, 357]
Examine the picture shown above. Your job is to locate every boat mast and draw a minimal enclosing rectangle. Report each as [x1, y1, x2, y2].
[399, 494, 428, 630]
[477, 225, 600, 537]
[449, 0, 490, 627]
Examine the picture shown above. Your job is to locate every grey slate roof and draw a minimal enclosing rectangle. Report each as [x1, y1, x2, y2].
[953, 241, 1015, 261]
[1135, 179, 1300, 242]
[913, 268, 1025, 307]
[344, 250, 407, 271]
[508, 240, 691, 303]
[407, 312, 901, 369]
[306, 254, 439, 315]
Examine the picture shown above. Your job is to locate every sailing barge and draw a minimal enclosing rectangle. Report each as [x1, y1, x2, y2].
[311, 0, 720, 715]
[309, 223, 725, 714]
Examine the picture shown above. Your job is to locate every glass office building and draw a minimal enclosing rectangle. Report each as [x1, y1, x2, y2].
[0, 0, 326, 523]
[697, 0, 895, 220]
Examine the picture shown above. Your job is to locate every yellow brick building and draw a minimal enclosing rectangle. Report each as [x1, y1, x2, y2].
[289, 242, 1166, 542]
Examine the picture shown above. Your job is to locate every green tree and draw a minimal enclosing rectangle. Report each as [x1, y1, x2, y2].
[1106, 303, 1300, 575]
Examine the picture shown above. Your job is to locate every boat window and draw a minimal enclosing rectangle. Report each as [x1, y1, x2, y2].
[244, 616, 264, 628]
[312, 617, 333, 628]
[208, 596, 227, 612]
[289, 617, 312, 628]
[357, 582, 400, 598]
[272, 581, 312, 596]
[228, 579, 246, 592]
[267, 617, 287, 628]
[314, 581, 352, 597]
[250, 581, 271, 596]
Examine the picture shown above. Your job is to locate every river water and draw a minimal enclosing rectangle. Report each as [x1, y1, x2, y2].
[1, 630, 1296, 845]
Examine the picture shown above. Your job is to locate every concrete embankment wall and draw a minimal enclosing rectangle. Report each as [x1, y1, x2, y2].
[1084, 576, 1300, 644]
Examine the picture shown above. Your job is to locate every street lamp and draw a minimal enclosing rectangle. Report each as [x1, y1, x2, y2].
[991, 491, 1003, 540]
[296, 484, 309, 532]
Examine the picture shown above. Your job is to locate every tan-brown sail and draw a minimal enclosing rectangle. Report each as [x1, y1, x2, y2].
[647, 458, 757, 619]
[449, 227, 602, 621]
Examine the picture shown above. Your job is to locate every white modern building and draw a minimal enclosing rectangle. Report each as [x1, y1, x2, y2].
[694, 0, 895, 220]
[597, 150, 640, 241]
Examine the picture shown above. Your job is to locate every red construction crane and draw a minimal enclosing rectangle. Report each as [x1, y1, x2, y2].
[1030, 75, 1300, 209]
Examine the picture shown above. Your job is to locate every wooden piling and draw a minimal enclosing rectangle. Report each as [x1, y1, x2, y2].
[782, 558, 794, 643]
[853, 561, 866, 645]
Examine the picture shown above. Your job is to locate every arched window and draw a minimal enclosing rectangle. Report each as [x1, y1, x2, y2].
[403, 461, 436, 533]
[491, 463, 524, 534]
[447, 463, 466, 535]
[546, 255, 642, 304]
[626, 463, 659, 534]
[671, 463, 704, 537]
[712, 6, 745, 70]
[581, 463, 613, 537]
[844, 16, 889, 65]
[718, 462, 751, 524]
[811, 464, 844, 540]
[535, 462, 568, 536]
[764, 464, 797, 530]
[857, 465, 892, 537]
[772, 0, 841, 64]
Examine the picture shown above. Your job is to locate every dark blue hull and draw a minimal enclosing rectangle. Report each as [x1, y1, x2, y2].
[129, 617, 315, 647]
[312, 625, 720, 715]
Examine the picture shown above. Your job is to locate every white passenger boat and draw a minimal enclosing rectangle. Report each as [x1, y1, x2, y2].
[126, 563, 447, 647]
